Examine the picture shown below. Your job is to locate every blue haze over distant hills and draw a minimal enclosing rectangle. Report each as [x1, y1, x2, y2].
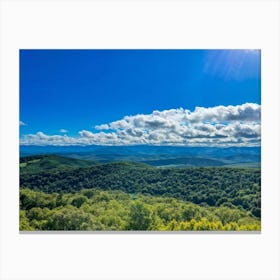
[20, 145, 261, 168]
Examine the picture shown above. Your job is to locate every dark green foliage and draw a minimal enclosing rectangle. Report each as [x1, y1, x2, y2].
[141, 157, 225, 166]
[20, 161, 261, 217]
[71, 195, 88, 208]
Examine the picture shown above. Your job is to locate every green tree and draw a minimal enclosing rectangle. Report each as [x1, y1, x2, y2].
[127, 200, 152, 230]
[19, 210, 34, 230]
[71, 195, 88, 208]
[46, 206, 92, 230]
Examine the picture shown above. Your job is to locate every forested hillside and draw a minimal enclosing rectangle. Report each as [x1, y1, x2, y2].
[20, 188, 260, 231]
[20, 155, 261, 231]
[20, 154, 96, 174]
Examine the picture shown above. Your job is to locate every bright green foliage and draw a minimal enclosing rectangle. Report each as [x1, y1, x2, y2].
[20, 210, 34, 230]
[214, 207, 242, 224]
[161, 218, 259, 231]
[20, 188, 261, 231]
[127, 200, 152, 230]
[20, 188, 58, 210]
[45, 206, 93, 230]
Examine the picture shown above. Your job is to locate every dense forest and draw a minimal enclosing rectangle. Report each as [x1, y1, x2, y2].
[20, 188, 260, 231]
[20, 155, 261, 231]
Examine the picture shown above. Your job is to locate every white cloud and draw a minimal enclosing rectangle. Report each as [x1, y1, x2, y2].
[187, 103, 260, 123]
[59, 129, 68, 133]
[95, 124, 110, 130]
[21, 132, 81, 146]
[20, 103, 261, 147]
[20, 121, 26, 126]
[79, 130, 95, 138]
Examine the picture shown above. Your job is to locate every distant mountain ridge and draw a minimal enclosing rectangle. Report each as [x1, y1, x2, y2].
[20, 145, 261, 167]
[20, 145, 261, 156]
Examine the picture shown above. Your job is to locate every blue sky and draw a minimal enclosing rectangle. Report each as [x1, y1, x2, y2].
[20, 49, 261, 146]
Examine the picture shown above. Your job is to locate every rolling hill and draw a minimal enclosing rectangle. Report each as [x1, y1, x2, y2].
[20, 155, 261, 217]
[20, 154, 97, 174]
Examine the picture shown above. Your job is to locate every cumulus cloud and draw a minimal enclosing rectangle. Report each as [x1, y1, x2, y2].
[95, 124, 110, 130]
[21, 132, 80, 146]
[20, 103, 261, 147]
[187, 103, 260, 123]
[20, 121, 26, 126]
[59, 129, 68, 133]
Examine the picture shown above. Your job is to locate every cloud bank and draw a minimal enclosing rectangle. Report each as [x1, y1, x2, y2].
[20, 103, 261, 147]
